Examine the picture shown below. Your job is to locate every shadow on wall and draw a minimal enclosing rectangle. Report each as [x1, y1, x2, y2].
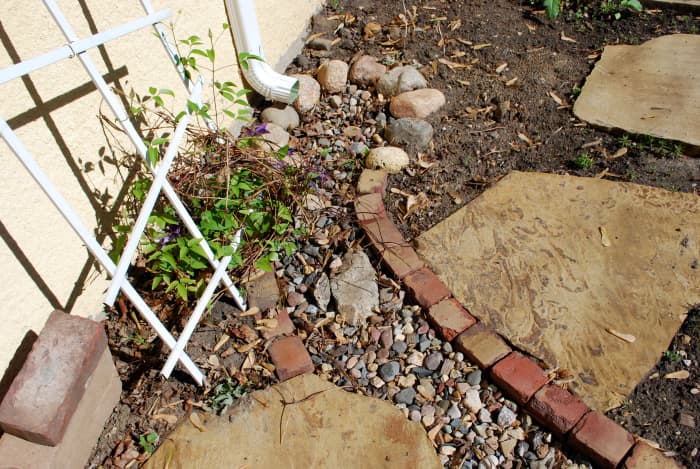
[0, 1, 146, 313]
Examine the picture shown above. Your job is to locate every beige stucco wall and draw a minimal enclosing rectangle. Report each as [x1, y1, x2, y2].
[0, 0, 321, 377]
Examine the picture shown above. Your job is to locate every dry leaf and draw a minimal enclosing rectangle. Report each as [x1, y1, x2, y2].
[548, 91, 564, 106]
[450, 50, 467, 58]
[255, 318, 279, 331]
[305, 32, 326, 44]
[364, 22, 382, 39]
[638, 438, 663, 450]
[456, 38, 473, 46]
[448, 191, 463, 204]
[664, 370, 690, 380]
[438, 57, 470, 70]
[240, 307, 260, 317]
[473, 43, 492, 50]
[505, 77, 518, 86]
[231, 324, 258, 342]
[605, 328, 636, 343]
[417, 153, 437, 169]
[599, 226, 612, 247]
[595, 168, 610, 179]
[242, 351, 256, 371]
[610, 147, 628, 159]
[235, 338, 261, 353]
[449, 19, 462, 31]
[456, 79, 471, 86]
[428, 423, 444, 443]
[207, 354, 220, 367]
[152, 413, 178, 425]
[212, 333, 230, 353]
[495, 63, 508, 74]
[517, 132, 534, 146]
[526, 23, 537, 32]
[405, 192, 430, 217]
[189, 412, 207, 432]
[560, 32, 577, 43]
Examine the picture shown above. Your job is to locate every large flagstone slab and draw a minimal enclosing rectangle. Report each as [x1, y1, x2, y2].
[573, 34, 700, 152]
[416, 172, 700, 411]
[143, 373, 441, 469]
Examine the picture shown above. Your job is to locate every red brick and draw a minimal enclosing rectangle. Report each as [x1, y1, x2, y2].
[0, 346, 121, 468]
[403, 268, 451, 308]
[427, 298, 477, 341]
[357, 169, 388, 195]
[261, 308, 296, 339]
[569, 411, 635, 469]
[268, 336, 314, 381]
[0, 311, 106, 446]
[454, 323, 511, 368]
[490, 352, 549, 405]
[246, 271, 280, 312]
[362, 218, 424, 278]
[526, 384, 589, 436]
[355, 193, 387, 225]
[623, 442, 683, 469]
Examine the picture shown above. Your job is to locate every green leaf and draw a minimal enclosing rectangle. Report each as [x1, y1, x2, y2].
[148, 86, 157, 95]
[543, 0, 560, 19]
[206, 49, 216, 62]
[190, 49, 208, 58]
[152, 275, 163, 290]
[159, 88, 175, 97]
[254, 255, 273, 272]
[176, 282, 188, 301]
[620, 0, 643, 11]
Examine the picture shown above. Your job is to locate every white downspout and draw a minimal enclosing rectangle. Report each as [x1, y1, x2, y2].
[225, 0, 299, 104]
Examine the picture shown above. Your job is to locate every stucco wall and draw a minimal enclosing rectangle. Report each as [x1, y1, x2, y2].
[0, 0, 321, 377]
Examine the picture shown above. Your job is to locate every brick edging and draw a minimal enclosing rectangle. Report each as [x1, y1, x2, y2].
[354, 169, 671, 469]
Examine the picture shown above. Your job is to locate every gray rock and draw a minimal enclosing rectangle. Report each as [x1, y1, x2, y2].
[466, 369, 482, 386]
[496, 406, 517, 428]
[349, 142, 368, 157]
[516, 441, 530, 458]
[330, 250, 379, 324]
[391, 341, 408, 354]
[317, 60, 349, 93]
[424, 352, 443, 371]
[386, 118, 433, 150]
[376, 65, 427, 97]
[477, 407, 492, 423]
[375, 112, 387, 128]
[348, 55, 387, 85]
[378, 361, 400, 382]
[260, 105, 300, 130]
[252, 122, 289, 152]
[313, 273, 331, 311]
[291, 74, 321, 114]
[308, 37, 333, 51]
[446, 403, 462, 420]
[394, 387, 416, 405]
[329, 95, 343, 109]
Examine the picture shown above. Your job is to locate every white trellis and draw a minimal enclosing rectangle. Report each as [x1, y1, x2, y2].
[0, 0, 247, 385]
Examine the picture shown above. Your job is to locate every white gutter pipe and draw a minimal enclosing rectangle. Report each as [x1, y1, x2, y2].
[225, 0, 299, 104]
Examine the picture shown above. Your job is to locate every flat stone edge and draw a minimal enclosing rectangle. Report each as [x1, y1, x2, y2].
[353, 168, 654, 469]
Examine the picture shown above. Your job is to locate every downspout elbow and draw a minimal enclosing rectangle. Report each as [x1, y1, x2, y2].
[226, 0, 299, 104]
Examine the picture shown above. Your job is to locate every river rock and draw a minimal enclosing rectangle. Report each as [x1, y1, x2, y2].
[317, 60, 349, 94]
[376, 65, 427, 97]
[389, 88, 446, 119]
[260, 104, 300, 130]
[252, 122, 289, 152]
[386, 118, 434, 150]
[330, 250, 379, 324]
[349, 55, 387, 85]
[291, 74, 321, 114]
[365, 147, 409, 173]
[313, 273, 331, 311]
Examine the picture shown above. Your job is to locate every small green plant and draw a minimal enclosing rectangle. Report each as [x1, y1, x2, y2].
[573, 152, 593, 169]
[138, 431, 158, 454]
[618, 134, 632, 148]
[206, 378, 249, 414]
[663, 350, 683, 362]
[541, 0, 641, 20]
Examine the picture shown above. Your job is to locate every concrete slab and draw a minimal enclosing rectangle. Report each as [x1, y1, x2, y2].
[573, 34, 700, 152]
[416, 172, 700, 411]
[143, 373, 442, 469]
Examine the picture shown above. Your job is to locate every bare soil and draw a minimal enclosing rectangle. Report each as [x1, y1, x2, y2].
[88, 1, 700, 467]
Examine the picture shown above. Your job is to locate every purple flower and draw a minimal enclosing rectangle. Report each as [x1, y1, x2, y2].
[158, 224, 182, 245]
[244, 122, 269, 136]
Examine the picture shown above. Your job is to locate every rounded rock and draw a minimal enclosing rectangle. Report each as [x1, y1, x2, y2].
[378, 361, 400, 382]
[291, 74, 321, 114]
[252, 122, 290, 152]
[365, 146, 410, 173]
[496, 406, 517, 428]
[389, 88, 446, 119]
[349, 55, 387, 85]
[317, 60, 349, 94]
[376, 65, 427, 97]
[394, 387, 416, 405]
[260, 105, 300, 130]
[424, 351, 443, 371]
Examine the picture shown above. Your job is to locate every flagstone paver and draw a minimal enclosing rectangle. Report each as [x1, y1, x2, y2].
[143, 374, 442, 469]
[573, 34, 700, 152]
[416, 171, 700, 411]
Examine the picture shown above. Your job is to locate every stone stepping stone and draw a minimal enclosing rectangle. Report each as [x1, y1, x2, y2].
[416, 172, 700, 411]
[143, 373, 441, 468]
[642, 0, 699, 13]
[574, 34, 700, 152]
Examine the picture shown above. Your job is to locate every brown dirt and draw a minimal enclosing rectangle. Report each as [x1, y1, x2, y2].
[88, 1, 700, 467]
